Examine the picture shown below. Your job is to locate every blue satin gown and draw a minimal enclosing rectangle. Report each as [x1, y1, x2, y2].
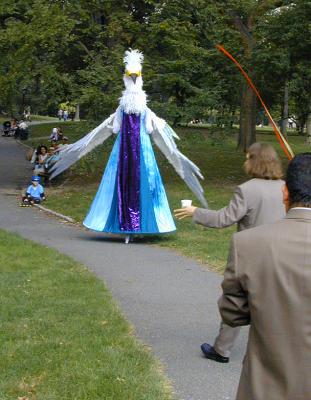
[83, 111, 176, 234]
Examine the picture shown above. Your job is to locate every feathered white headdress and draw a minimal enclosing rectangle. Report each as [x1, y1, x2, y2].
[120, 48, 146, 114]
[123, 49, 144, 72]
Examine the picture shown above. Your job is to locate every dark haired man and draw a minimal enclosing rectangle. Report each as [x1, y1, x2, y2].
[219, 153, 311, 400]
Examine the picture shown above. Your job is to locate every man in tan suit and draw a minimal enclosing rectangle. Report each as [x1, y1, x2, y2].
[219, 153, 311, 399]
[175, 143, 286, 362]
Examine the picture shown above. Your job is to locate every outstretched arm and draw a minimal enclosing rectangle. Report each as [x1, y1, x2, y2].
[175, 186, 247, 228]
[49, 112, 116, 179]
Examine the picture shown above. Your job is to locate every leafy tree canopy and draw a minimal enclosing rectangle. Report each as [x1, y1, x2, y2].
[0, 0, 309, 138]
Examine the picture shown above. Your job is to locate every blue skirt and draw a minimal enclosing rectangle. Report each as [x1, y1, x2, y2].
[83, 114, 176, 234]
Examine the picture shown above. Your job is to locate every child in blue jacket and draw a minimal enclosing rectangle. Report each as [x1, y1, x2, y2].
[21, 175, 46, 206]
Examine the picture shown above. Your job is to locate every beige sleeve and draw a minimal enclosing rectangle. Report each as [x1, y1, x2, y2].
[192, 186, 247, 228]
[218, 235, 250, 327]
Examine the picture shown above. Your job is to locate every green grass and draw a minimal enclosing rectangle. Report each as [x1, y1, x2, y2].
[45, 183, 236, 272]
[26, 121, 90, 148]
[31, 115, 59, 122]
[0, 115, 57, 124]
[32, 123, 310, 272]
[0, 229, 173, 400]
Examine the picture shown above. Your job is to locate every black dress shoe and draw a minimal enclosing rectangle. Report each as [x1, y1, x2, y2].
[201, 343, 229, 363]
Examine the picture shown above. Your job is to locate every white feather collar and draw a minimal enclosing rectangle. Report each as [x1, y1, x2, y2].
[119, 88, 147, 115]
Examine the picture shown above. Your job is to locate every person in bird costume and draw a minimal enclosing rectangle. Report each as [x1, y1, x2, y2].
[49, 49, 207, 242]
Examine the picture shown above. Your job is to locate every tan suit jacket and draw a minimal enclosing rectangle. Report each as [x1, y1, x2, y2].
[219, 208, 311, 400]
[193, 178, 285, 231]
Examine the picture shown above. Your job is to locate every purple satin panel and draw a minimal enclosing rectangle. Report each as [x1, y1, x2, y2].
[117, 113, 141, 231]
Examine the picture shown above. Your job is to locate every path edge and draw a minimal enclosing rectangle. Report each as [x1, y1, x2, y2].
[33, 203, 75, 223]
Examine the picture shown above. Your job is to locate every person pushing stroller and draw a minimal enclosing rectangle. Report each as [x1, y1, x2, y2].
[20, 175, 46, 206]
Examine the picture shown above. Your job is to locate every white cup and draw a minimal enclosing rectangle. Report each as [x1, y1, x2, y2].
[181, 199, 192, 208]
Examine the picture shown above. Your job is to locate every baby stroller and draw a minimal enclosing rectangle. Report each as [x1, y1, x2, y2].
[2, 121, 11, 136]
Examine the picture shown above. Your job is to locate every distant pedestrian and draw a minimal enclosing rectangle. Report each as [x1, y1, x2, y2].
[49, 127, 60, 141]
[57, 109, 63, 121]
[10, 118, 18, 136]
[25, 107, 31, 122]
[56, 128, 64, 141]
[63, 110, 68, 121]
[17, 119, 29, 140]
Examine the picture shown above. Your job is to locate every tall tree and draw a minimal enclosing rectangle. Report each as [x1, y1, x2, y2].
[255, 1, 311, 137]
[218, 0, 292, 151]
[0, 0, 309, 147]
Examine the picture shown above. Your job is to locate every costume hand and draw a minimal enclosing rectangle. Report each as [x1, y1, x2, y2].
[174, 206, 197, 220]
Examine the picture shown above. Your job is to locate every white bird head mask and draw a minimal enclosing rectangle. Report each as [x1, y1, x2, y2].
[123, 49, 144, 91]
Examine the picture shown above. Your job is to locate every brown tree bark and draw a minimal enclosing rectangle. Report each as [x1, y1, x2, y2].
[75, 104, 80, 121]
[281, 81, 289, 138]
[228, 2, 284, 151]
[233, 15, 257, 151]
[238, 81, 257, 151]
[306, 99, 311, 145]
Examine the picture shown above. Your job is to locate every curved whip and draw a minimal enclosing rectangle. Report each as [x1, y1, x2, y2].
[216, 44, 294, 160]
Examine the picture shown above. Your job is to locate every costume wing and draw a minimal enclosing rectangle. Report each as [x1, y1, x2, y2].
[146, 109, 208, 208]
[49, 113, 115, 179]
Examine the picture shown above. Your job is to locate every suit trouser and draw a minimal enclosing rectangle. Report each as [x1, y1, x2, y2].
[213, 322, 241, 358]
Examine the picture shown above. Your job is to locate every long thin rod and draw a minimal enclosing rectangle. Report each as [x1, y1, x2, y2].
[216, 44, 294, 160]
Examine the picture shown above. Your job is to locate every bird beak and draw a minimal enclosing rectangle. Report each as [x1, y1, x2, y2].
[130, 73, 138, 84]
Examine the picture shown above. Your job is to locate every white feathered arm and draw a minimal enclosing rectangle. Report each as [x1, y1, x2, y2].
[49, 112, 116, 180]
[146, 109, 208, 208]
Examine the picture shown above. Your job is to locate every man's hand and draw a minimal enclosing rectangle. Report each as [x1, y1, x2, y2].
[174, 206, 197, 220]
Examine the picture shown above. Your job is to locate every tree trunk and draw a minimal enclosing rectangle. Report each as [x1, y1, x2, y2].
[306, 99, 311, 144]
[281, 81, 289, 138]
[238, 81, 257, 152]
[297, 116, 307, 135]
[172, 113, 182, 127]
[229, 107, 236, 128]
[75, 104, 80, 121]
[230, 13, 257, 152]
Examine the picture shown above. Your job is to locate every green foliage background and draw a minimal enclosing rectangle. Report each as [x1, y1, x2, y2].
[0, 1, 310, 129]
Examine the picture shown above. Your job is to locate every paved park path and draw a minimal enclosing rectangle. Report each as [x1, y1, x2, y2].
[0, 134, 247, 400]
